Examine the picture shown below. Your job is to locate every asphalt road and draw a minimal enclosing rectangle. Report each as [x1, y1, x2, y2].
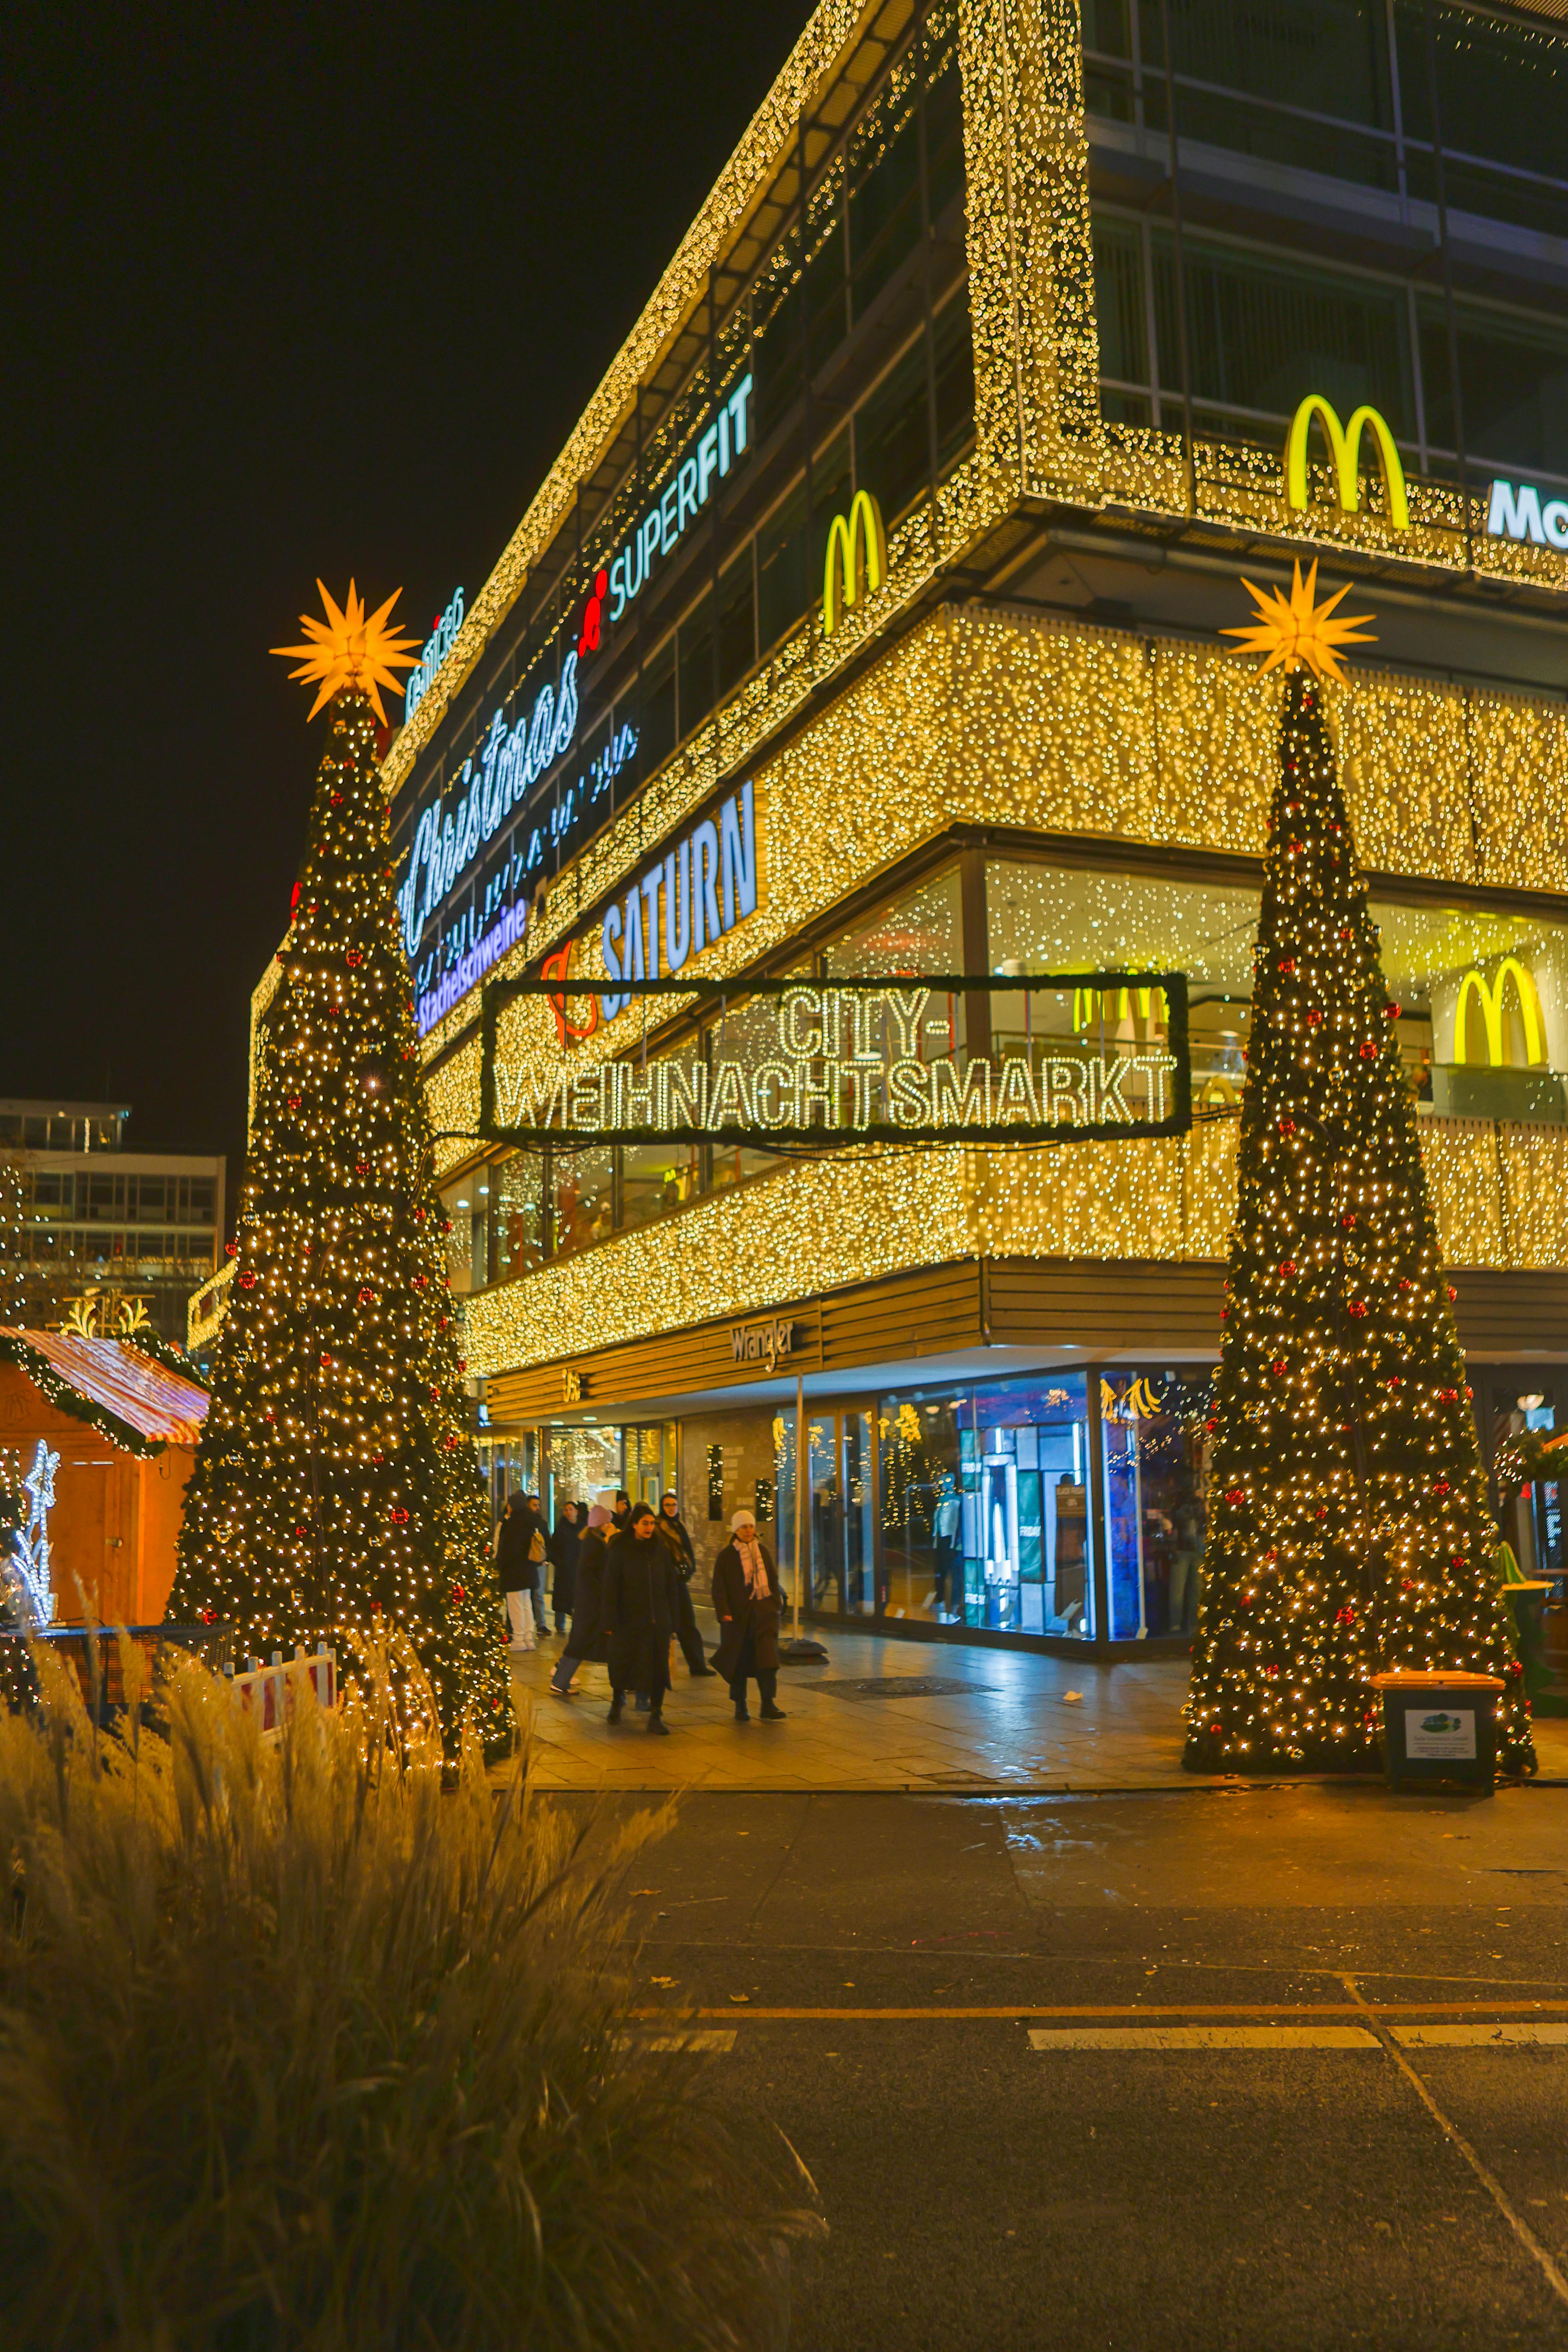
[575, 1780, 1568, 2350]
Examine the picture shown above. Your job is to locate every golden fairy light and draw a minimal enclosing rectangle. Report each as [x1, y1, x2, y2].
[1221, 559, 1377, 684]
[272, 580, 421, 725]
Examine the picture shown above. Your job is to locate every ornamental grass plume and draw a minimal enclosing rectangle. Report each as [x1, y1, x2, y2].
[0, 1636, 819, 2351]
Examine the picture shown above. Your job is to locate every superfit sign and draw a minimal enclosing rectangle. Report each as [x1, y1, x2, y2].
[480, 974, 1191, 1148]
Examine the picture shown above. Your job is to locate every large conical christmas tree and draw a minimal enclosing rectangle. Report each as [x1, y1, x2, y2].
[1185, 563, 1531, 1775]
[170, 583, 510, 1753]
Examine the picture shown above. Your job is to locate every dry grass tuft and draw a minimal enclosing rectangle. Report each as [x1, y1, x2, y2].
[0, 1637, 819, 2350]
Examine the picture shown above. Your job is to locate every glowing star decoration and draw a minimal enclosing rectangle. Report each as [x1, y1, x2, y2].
[271, 580, 421, 725]
[11, 1440, 60, 1628]
[1221, 559, 1376, 685]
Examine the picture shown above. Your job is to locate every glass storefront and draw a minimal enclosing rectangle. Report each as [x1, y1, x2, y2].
[1485, 1378, 1565, 1589]
[1100, 1368, 1215, 1639]
[491, 1419, 681, 1526]
[773, 1368, 1181, 1645]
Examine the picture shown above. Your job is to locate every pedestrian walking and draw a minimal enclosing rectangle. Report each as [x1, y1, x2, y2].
[548, 1497, 582, 1634]
[657, 1490, 716, 1677]
[549, 1493, 615, 1696]
[494, 1492, 542, 1651]
[602, 1500, 681, 1736]
[712, 1507, 786, 1723]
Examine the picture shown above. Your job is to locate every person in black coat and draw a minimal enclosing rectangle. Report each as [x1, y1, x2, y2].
[549, 1499, 614, 1695]
[657, 1490, 715, 1677]
[602, 1501, 681, 1734]
[547, 1499, 581, 1633]
[712, 1507, 786, 1723]
[494, 1493, 540, 1651]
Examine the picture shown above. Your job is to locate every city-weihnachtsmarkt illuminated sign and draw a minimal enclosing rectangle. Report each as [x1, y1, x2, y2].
[480, 973, 1191, 1148]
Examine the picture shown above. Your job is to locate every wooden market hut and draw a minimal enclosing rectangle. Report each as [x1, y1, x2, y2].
[0, 1329, 209, 1626]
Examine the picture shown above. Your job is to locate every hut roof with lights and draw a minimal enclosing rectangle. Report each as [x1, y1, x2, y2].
[0, 1329, 210, 1628]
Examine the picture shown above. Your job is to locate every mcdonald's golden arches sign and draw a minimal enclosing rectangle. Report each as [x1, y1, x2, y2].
[1285, 395, 1409, 531]
[822, 490, 887, 636]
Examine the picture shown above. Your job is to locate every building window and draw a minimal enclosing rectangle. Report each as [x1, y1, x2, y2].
[489, 1153, 545, 1283]
[1101, 1367, 1214, 1639]
[552, 1146, 615, 1260]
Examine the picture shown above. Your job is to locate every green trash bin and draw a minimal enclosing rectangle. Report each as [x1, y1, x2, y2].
[1370, 1671, 1505, 1795]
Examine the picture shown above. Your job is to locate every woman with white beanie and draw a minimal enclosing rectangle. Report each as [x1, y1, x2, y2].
[549, 1490, 617, 1697]
[711, 1505, 785, 1724]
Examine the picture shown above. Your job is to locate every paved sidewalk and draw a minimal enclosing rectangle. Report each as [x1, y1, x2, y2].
[501, 1613, 1568, 1792]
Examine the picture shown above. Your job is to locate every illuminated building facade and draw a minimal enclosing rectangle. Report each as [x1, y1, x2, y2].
[257, 0, 1568, 1651]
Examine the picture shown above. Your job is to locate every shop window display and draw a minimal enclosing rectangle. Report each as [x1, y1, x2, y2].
[1100, 1368, 1214, 1639]
[878, 1374, 1094, 1635]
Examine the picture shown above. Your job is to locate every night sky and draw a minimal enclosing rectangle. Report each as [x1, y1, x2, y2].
[7, 2, 805, 1195]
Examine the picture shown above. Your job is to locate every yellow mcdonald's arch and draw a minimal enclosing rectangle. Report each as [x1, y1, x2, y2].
[1285, 395, 1410, 531]
[822, 489, 887, 637]
[1452, 958, 1546, 1068]
[1073, 982, 1166, 1033]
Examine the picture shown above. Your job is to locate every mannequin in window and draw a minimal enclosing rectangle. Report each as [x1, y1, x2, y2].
[1053, 1473, 1087, 1632]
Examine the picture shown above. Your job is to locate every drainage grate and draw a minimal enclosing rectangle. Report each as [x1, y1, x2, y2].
[814, 1675, 995, 1701]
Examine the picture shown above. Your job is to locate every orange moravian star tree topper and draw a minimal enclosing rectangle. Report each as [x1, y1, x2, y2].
[271, 580, 421, 725]
[1220, 557, 1376, 685]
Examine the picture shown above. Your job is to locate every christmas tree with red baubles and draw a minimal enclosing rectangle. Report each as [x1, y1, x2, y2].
[1184, 563, 1531, 1775]
[169, 583, 511, 1754]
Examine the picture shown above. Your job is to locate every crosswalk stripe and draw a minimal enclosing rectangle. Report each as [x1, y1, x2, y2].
[1392, 2024, 1568, 2048]
[628, 2029, 738, 2053]
[1028, 2025, 1380, 2051]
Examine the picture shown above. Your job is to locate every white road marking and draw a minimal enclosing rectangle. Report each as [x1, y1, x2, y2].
[1392, 2024, 1568, 2048]
[1027, 2026, 1379, 2051]
[627, 2029, 738, 2053]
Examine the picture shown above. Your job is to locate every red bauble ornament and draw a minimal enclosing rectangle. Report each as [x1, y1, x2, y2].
[238, 1271, 256, 1290]
[347, 948, 363, 967]
[1447, 1285, 1458, 1301]
[287, 1095, 302, 1112]
[1278, 957, 1296, 975]
[1279, 1259, 1298, 1276]
[1347, 1300, 1367, 1318]
[1359, 1041, 1376, 1060]
[388, 1505, 409, 1526]
[1432, 1477, 1451, 1497]
[1335, 1604, 1356, 1627]
[1272, 1359, 1288, 1375]
[225, 1238, 238, 1257]
[451, 1583, 466, 1604]
[1224, 1485, 1245, 1505]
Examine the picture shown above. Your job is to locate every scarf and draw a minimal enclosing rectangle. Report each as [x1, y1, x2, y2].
[737, 1535, 767, 1599]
